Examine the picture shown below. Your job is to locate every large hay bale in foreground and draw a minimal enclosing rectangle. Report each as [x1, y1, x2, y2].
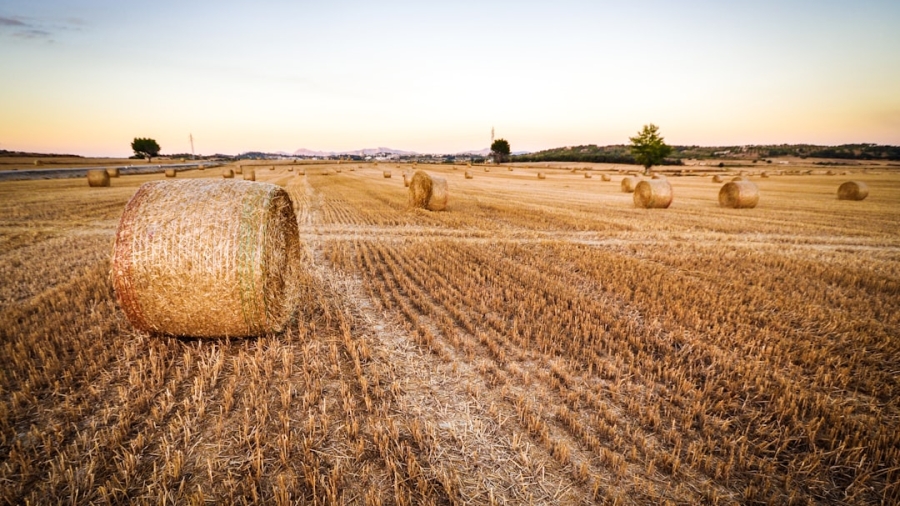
[719, 181, 759, 208]
[244, 169, 256, 181]
[112, 180, 302, 337]
[87, 169, 110, 187]
[107, 168, 121, 178]
[222, 169, 234, 178]
[712, 174, 724, 183]
[165, 169, 177, 178]
[633, 180, 673, 208]
[837, 181, 868, 201]
[409, 170, 448, 211]
[621, 176, 639, 193]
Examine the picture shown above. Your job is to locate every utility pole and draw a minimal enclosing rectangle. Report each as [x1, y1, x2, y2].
[189, 134, 195, 160]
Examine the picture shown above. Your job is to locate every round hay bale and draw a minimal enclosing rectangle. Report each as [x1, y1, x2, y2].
[584, 173, 592, 179]
[269, 166, 275, 171]
[732, 175, 748, 182]
[243, 169, 256, 181]
[409, 170, 448, 211]
[288, 167, 293, 172]
[34, 160, 43, 166]
[712, 174, 724, 183]
[235, 166, 243, 175]
[383, 170, 391, 178]
[107, 167, 121, 178]
[484, 167, 490, 172]
[760, 171, 769, 178]
[403, 173, 411, 187]
[508, 166, 513, 171]
[837, 181, 868, 201]
[222, 169, 234, 178]
[826, 170, 835, 175]
[601, 174, 611, 181]
[87, 169, 110, 187]
[651, 173, 666, 180]
[633, 180, 673, 209]
[111, 180, 301, 338]
[719, 181, 759, 208]
[464, 171, 473, 179]
[621, 176, 639, 193]
[165, 169, 177, 178]
[537, 172, 546, 180]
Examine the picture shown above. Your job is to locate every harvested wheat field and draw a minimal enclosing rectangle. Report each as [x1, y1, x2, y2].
[1, 162, 899, 505]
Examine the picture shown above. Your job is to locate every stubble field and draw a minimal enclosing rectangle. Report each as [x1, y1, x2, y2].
[1, 161, 899, 505]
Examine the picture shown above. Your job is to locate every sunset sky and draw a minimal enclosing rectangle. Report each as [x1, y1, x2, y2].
[1, 0, 899, 157]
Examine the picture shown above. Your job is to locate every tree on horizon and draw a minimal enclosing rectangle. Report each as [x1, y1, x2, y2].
[490, 138, 511, 164]
[629, 124, 672, 174]
[132, 138, 161, 162]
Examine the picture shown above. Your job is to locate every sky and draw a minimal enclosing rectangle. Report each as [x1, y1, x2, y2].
[1, 0, 899, 157]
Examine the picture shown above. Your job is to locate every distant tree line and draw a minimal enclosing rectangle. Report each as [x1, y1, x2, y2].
[514, 143, 900, 163]
[513, 144, 683, 166]
[0, 150, 81, 158]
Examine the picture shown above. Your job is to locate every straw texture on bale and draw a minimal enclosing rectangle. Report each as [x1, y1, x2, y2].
[222, 169, 234, 178]
[633, 180, 673, 209]
[107, 168, 121, 178]
[601, 174, 611, 181]
[464, 171, 473, 179]
[837, 181, 868, 201]
[112, 179, 302, 338]
[165, 169, 177, 178]
[243, 169, 256, 181]
[408, 170, 448, 211]
[87, 169, 110, 187]
[712, 174, 723, 183]
[621, 176, 639, 193]
[719, 181, 759, 209]
[383, 171, 391, 178]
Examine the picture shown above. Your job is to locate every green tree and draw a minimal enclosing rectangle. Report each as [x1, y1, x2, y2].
[490, 138, 511, 164]
[629, 124, 672, 174]
[132, 137, 161, 162]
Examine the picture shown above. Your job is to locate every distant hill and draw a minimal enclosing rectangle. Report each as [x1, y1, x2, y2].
[514, 143, 900, 163]
[292, 147, 418, 157]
